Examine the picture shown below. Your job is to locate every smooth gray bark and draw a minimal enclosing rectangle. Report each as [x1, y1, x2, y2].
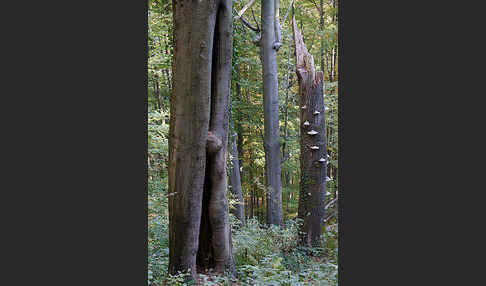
[261, 0, 283, 226]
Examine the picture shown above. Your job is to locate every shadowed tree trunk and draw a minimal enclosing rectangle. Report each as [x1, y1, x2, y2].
[168, 0, 235, 279]
[293, 15, 327, 248]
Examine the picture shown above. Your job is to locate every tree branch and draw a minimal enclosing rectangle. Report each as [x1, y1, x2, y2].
[325, 198, 337, 210]
[239, 15, 259, 32]
[235, 0, 256, 19]
[281, 0, 295, 27]
[323, 210, 337, 223]
[251, 6, 260, 32]
[308, 0, 320, 12]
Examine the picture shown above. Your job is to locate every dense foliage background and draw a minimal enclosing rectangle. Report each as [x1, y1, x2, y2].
[148, 0, 339, 284]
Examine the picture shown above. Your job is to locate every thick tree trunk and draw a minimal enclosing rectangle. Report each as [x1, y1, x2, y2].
[262, 0, 283, 226]
[293, 15, 327, 248]
[169, 0, 235, 279]
[229, 118, 245, 225]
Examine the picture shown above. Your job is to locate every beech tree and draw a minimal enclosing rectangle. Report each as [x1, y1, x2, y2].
[261, 0, 283, 226]
[293, 14, 327, 247]
[168, 0, 235, 279]
[236, 0, 285, 226]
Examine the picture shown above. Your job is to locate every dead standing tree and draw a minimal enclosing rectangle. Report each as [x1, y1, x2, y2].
[168, 0, 235, 280]
[292, 14, 327, 247]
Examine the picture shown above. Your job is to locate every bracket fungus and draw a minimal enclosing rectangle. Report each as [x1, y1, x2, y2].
[303, 121, 310, 126]
[318, 158, 326, 162]
[313, 110, 320, 115]
[310, 146, 319, 150]
[301, 105, 307, 109]
[307, 130, 318, 135]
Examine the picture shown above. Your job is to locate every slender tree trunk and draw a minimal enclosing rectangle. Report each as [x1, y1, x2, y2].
[293, 15, 327, 248]
[282, 37, 291, 165]
[319, 0, 325, 72]
[169, 0, 235, 279]
[152, 79, 160, 110]
[262, 0, 283, 226]
[250, 151, 254, 220]
[235, 64, 244, 169]
[155, 76, 162, 110]
[331, 0, 337, 82]
[229, 117, 245, 225]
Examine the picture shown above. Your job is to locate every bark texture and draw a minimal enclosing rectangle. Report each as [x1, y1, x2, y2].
[169, 0, 235, 279]
[293, 15, 327, 247]
[262, 0, 283, 226]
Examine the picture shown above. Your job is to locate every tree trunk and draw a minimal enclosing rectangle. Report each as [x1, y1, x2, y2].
[319, 0, 325, 72]
[169, 0, 235, 279]
[262, 0, 283, 226]
[293, 15, 327, 248]
[155, 76, 162, 110]
[229, 117, 245, 225]
[152, 78, 160, 110]
[248, 145, 254, 219]
[235, 64, 244, 169]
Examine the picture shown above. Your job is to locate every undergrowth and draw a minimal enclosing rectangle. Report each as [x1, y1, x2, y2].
[148, 174, 338, 286]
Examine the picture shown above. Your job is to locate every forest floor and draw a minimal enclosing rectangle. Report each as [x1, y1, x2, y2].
[148, 175, 338, 285]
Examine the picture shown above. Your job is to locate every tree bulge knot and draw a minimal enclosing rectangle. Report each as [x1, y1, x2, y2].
[207, 131, 222, 154]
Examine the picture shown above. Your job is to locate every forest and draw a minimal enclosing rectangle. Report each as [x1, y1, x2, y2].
[148, 0, 338, 284]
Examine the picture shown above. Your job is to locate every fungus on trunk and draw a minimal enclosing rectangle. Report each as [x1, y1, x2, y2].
[293, 13, 327, 248]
